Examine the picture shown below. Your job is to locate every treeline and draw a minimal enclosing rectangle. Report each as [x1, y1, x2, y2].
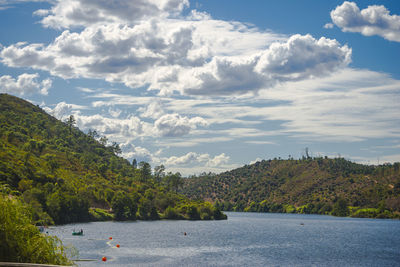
[0, 94, 226, 225]
[182, 157, 400, 219]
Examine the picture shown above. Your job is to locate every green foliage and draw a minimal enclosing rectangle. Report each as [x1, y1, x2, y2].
[163, 172, 183, 193]
[331, 198, 350, 217]
[187, 204, 200, 220]
[0, 195, 72, 265]
[163, 206, 183, 219]
[0, 93, 226, 227]
[46, 190, 90, 224]
[111, 191, 137, 221]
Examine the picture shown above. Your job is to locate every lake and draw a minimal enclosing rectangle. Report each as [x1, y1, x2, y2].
[48, 212, 400, 266]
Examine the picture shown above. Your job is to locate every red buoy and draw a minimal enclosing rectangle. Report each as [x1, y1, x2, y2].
[116, 244, 120, 248]
[109, 237, 112, 240]
[102, 256, 107, 262]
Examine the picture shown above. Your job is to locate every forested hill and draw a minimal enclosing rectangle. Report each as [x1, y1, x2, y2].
[0, 93, 226, 225]
[181, 157, 400, 218]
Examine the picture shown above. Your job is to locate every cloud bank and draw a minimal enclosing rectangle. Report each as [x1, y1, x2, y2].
[0, 0, 351, 96]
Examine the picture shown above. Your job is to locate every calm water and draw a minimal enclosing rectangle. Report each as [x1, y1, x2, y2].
[48, 212, 400, 266]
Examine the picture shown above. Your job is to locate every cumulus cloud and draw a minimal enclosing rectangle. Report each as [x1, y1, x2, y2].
[331, 1, 400, 42]
[165, 152, 201, 165]
[75, 114, 148, 140]
[34, 0, 189, 29]
[165, 152, 229, 167]
[43, 101, 73, 120]
[206, 153, 229, 167]
[154, 113, 208, 137]
[184, 34, 350, 95]
[0, 73, 51, 95]
[254, 34, 351, 80]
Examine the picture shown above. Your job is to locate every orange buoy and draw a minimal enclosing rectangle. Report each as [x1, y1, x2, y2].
[102, 256, 107, 262]
[109, 237, 112, 240]
[116, 244, 120, 248]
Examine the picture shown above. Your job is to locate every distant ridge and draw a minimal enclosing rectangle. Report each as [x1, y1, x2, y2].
[182, 157, 400, 218]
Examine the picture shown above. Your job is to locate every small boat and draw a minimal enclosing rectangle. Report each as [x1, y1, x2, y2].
[72, 229, 84, 236]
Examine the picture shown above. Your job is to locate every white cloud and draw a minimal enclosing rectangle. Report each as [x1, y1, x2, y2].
[164, 152, 229, 167]
[0, 73, 51, 95]
[154, 113, 208, 137]
[331, 1, 400, 42]
[165, 152, 200, 165]
[139, 101, 165, 119]
[324, 23, 334, 29]
[206, 153, 230, 167]
[75, 114, 148, 140]
[254, 34, 351, 80]
[43, 101, 72, 120]
[34, 0, 189, 29]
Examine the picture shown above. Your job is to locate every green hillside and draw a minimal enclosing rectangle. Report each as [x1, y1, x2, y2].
[0, 93, 226, 225]
[182, 157, 400, 218]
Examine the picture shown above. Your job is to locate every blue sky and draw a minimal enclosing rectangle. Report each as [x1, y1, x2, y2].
[1, 0, 399, 175]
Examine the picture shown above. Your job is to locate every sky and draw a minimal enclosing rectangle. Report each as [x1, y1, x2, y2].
[0, 0, 399, 175]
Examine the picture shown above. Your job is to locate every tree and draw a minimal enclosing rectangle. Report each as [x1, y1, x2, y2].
[111, 191, 137, 221]
[132, 159, 137, 169]
[138, 161, 152, 182]
[187, 204, 200, 220]
[99, 136, 108, 146]
[110, 142, 121, 155]
[164, 172, 183, 193]
[87, 129, 99, 139]
[332, 198, 349, 217]
[154, 165, 165, 184]
[65, 115, 76, 134]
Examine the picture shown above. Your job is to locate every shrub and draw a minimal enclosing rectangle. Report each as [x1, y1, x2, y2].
[187, 205, 200, 220]
[0, 195, 71, 265]
[163, 206, 182, 219]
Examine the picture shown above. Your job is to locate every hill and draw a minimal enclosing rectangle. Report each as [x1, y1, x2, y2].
[0, 93, 226, 224]
[182, 157, 400, 218]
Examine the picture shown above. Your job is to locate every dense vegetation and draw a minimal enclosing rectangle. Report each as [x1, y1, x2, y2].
[0, 93, 226, 227]
[0, 193, 72, 265]
[182, 157, 400, 219]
